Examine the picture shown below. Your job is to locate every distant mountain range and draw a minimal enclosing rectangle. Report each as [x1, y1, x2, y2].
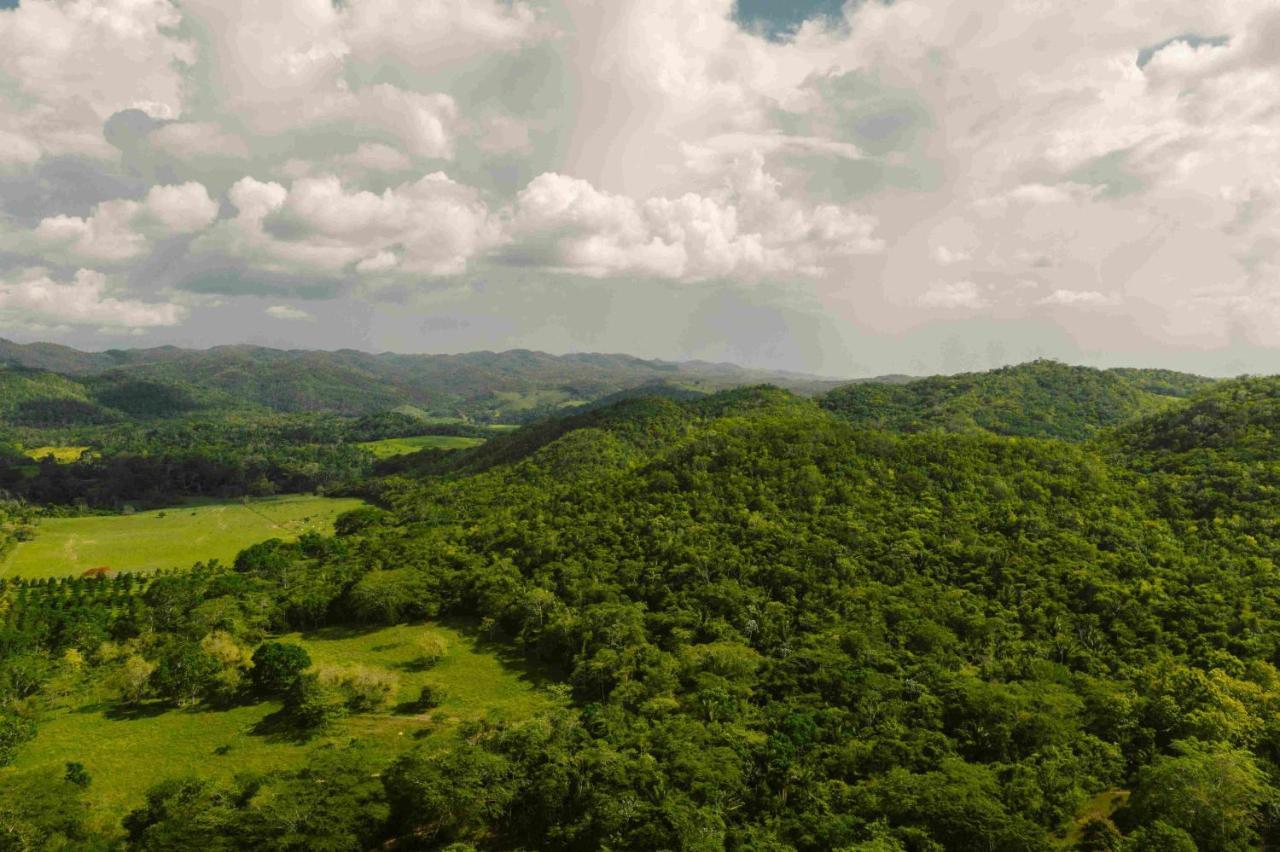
[0, 338, 851, 425]
[0, 339, 1229, 438]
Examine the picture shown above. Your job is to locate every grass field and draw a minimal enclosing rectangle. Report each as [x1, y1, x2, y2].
[492, 389, 585, 412]
[357, 434, 484, 458]
[0, 495, 366, 579]
[21, 445, 90, 462]
[7, 621, 559, 821]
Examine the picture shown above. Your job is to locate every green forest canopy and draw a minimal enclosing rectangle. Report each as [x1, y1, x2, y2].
[3, 366, 1280, 849]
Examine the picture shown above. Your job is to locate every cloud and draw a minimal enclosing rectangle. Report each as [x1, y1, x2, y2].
[194, 173, 499, 277]
[0, 268, 185, 328]
[918, 280, 987, 310]
[341, 0, 541, 76]
[336, 143, 414, 174]
[148, 122, 252, 161]
[0, 0, 193, 160]
[506, 153, 881, 280]
[24, 182, 218, 264]
[265, 305, 313, 321]
[174, 0, 473, 160]
[2, 0, 1280, 370]
[1039, 289, 1123, 308]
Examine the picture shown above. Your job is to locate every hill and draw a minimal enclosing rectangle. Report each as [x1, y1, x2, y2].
[819, 360, 1214, 440]
[5, 363, 1280, 850]
[0, 339, 840, 424]
[1114, 375, 1280, 458]
[286, 388, 1280, 846]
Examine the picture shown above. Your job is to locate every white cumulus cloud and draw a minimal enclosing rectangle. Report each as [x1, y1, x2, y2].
[507, 153, 881, 281]
[0, 268, 185, 328]
[195, 173, 499, 277]
[26, 183, 218, 264]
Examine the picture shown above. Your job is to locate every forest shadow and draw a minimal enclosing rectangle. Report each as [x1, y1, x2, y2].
[248, 706, 314, 744]
[436, 615, 568, 688]
[102, 700, 172, 721]
[300, 623, 388, 641]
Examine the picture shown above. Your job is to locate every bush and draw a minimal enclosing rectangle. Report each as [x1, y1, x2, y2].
[412, 634, 450, 669]
[64, 762, 91, 788]
[284, 673, 346, 733]
[321, 665, 399, 712]
[412, 684, 447, 712]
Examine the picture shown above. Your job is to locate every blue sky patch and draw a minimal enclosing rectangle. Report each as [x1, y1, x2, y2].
[735, 0, 848, 39]
[1136, 33, 1229, 68]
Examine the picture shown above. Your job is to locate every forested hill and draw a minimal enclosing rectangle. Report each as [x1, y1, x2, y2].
[8, 376, 1280, 847]
[820, 360, 1215, 440]
[0, 339, 840, 424]
[352, 377, 1280, 848]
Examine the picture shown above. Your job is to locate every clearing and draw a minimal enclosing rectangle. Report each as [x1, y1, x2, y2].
[21, 445, 90, 463]
[357, 434, 485, 458]
[0, 494, 366, 579]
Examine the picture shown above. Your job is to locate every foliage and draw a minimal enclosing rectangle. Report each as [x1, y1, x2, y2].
[6, 365, 1280, 849]
[821, 360, 1212, 439]
[250, 642, 311, 696]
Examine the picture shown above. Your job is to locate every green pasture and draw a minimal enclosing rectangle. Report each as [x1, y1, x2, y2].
[357, 434, 484, 458]
[0, 495, 366, 579]
[7, 621, 559, 821]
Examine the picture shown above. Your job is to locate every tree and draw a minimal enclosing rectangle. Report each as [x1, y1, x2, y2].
[123, 777, 237, 851]
[110, 654, 156, 705]
[1075, 817, 1121, 851]
[152, 641, 219, 707]
[199, 631, 253, 705]
[0, 711, 35, 767]
[1125, 740, 1272, 851]
[383, 746, 516, 844]
[283, 673, 345, 733]
[1119, 821, 1197, 852]
[250, 642, 311, 696]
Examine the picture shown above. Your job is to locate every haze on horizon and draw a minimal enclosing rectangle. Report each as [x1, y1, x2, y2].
[1, 0, 1279, 377]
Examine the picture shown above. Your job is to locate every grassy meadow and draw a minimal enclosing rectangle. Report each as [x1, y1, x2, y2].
[21, 445, 90, 463]
[8, 621, 559, 821]
[357, 434, 484, 458]
[0, 495, 365, 579]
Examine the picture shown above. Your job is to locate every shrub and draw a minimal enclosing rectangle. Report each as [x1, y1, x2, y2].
[64, 762, 91, 788]
[412, 633, 450, 669]
[321, 665, 399, 712]
[412, 684, 447, 712]
[284, 673, 346, 733]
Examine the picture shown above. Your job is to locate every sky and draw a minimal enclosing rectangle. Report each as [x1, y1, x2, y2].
[1, 1, 1279, 377]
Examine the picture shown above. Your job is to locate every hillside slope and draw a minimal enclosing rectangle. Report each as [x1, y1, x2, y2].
[820, 360, 1214, 440]
[7, 383, 1280, 848]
